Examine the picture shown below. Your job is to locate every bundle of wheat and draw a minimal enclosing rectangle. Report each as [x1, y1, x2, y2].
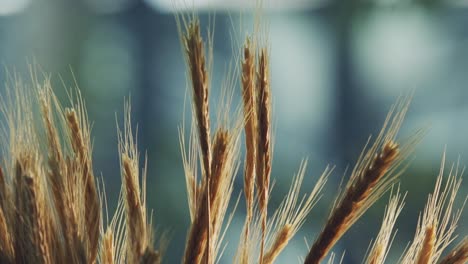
[0, 11, 465, 264]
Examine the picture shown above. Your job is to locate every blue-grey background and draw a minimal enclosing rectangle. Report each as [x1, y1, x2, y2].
[0, 0, 467, 263]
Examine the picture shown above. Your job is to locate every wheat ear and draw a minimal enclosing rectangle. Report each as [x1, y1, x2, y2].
[0, 166, 9, 216]
[118, 101, 159, 263]
[180, 17, 215, 264]
[14, 158, 52, 264]
[259, 161, 331, 264]
[102, 229, 115, 264]
[66, 108, 100, 263]
[241, 36, 257, 228]
[305, 97, 415, 264]
[365, 188, 405, 264]
[256, 47, 272, 264]
[400, 154, 464, 264]
[121, 155, 147, 262]
[0, 206, 13, 262]
[183, 19, 212, 180]
[439, 238, 468, 264]
[239, 35, 258, 264]
[262, 224, 291, 264]
[0, 166, 13, 262]
[38, 86, 75, 261]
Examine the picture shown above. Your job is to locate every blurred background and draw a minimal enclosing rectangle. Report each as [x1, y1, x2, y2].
[0, 0, 467, 263]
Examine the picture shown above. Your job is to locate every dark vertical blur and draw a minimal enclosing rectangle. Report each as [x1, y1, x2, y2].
[0, 0, 467, 263]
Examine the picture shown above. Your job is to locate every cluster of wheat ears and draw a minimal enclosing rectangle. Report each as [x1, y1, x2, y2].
[0, 11, 466, 264]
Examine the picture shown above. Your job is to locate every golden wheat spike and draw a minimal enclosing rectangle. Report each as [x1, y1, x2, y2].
[365, 188, 405, 264]
[439, 238, 468, 264]
[66, 108, 101, 263]
[400, 154, 464, 264]
[14, 158, 52, 264]
[262, 224, 291, 264]
[305, 96, 415, 264]
[102, 228, 115, 264]
[122, 154, 147, 262]
[256, 47, 272, 264]
[0, 206, 14, 262]
[239, 36, 258, 264]
[241, 36, 257, 222]
[183, 181, 210, 264]
[117, 101, 160, 263]
[416, 226, 436, 264]
[183, 19, 212, 181]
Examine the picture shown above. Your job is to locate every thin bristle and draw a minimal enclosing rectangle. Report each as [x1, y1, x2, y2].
[366, 189, 405, 264]
[66, 108, 100, 263]
[439, 238, 468, 264]
[416, 226, 436, 264]
[251, 161, 330, 264]
[262, 224, 292, 264]
[179, 120, 199, 221]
